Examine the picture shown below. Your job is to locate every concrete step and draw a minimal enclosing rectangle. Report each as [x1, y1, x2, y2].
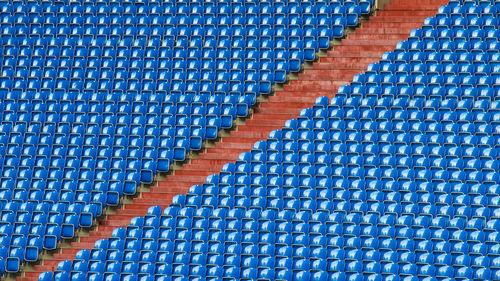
[386, 1, 448, 10]
[355, 25, 423, 35]
[294, 69, 361, 81]
[282, 80, 349, 92]
[361, 22, 428, 30]
[342, 33, 409, 42]
[376, 10, 441, 16]
[368, 16, 429, 23]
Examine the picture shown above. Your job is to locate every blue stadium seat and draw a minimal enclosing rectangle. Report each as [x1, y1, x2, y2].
[0, 0, 492, 280]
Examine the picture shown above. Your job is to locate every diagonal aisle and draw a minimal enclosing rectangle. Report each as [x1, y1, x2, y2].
[18, 0, 448, 280]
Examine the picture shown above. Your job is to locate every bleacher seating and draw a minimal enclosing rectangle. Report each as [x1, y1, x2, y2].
[0, 0, 375, 276]
[37, 0, 500, 280]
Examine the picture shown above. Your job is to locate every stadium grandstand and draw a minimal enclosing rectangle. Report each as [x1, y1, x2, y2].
[0, 0, 499, 280]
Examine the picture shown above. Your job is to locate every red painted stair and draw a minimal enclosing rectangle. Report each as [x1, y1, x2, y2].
[18, 0, 448, 280]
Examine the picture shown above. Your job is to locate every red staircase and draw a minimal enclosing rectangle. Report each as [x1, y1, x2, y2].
[19, 0, 448, 280]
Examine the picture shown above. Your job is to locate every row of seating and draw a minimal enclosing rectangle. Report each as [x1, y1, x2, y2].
[0, 69, 291, 85]
[0, 26, 347, 46]
[326, 96, 500, 111]
[407, 28, 499, 42]
[0, 0, 374, 17]
[376, 54, 499, 68]
[334, 86, 498, 102]
[3, 36, 330, 49]
[424, 17, 499, 31]
[2, 14, 356, 27]
[438, 1, 500, 16]
[0, 45, 324, 57]
[363, 66, 500, 79]
[1, 37, 326, 51]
